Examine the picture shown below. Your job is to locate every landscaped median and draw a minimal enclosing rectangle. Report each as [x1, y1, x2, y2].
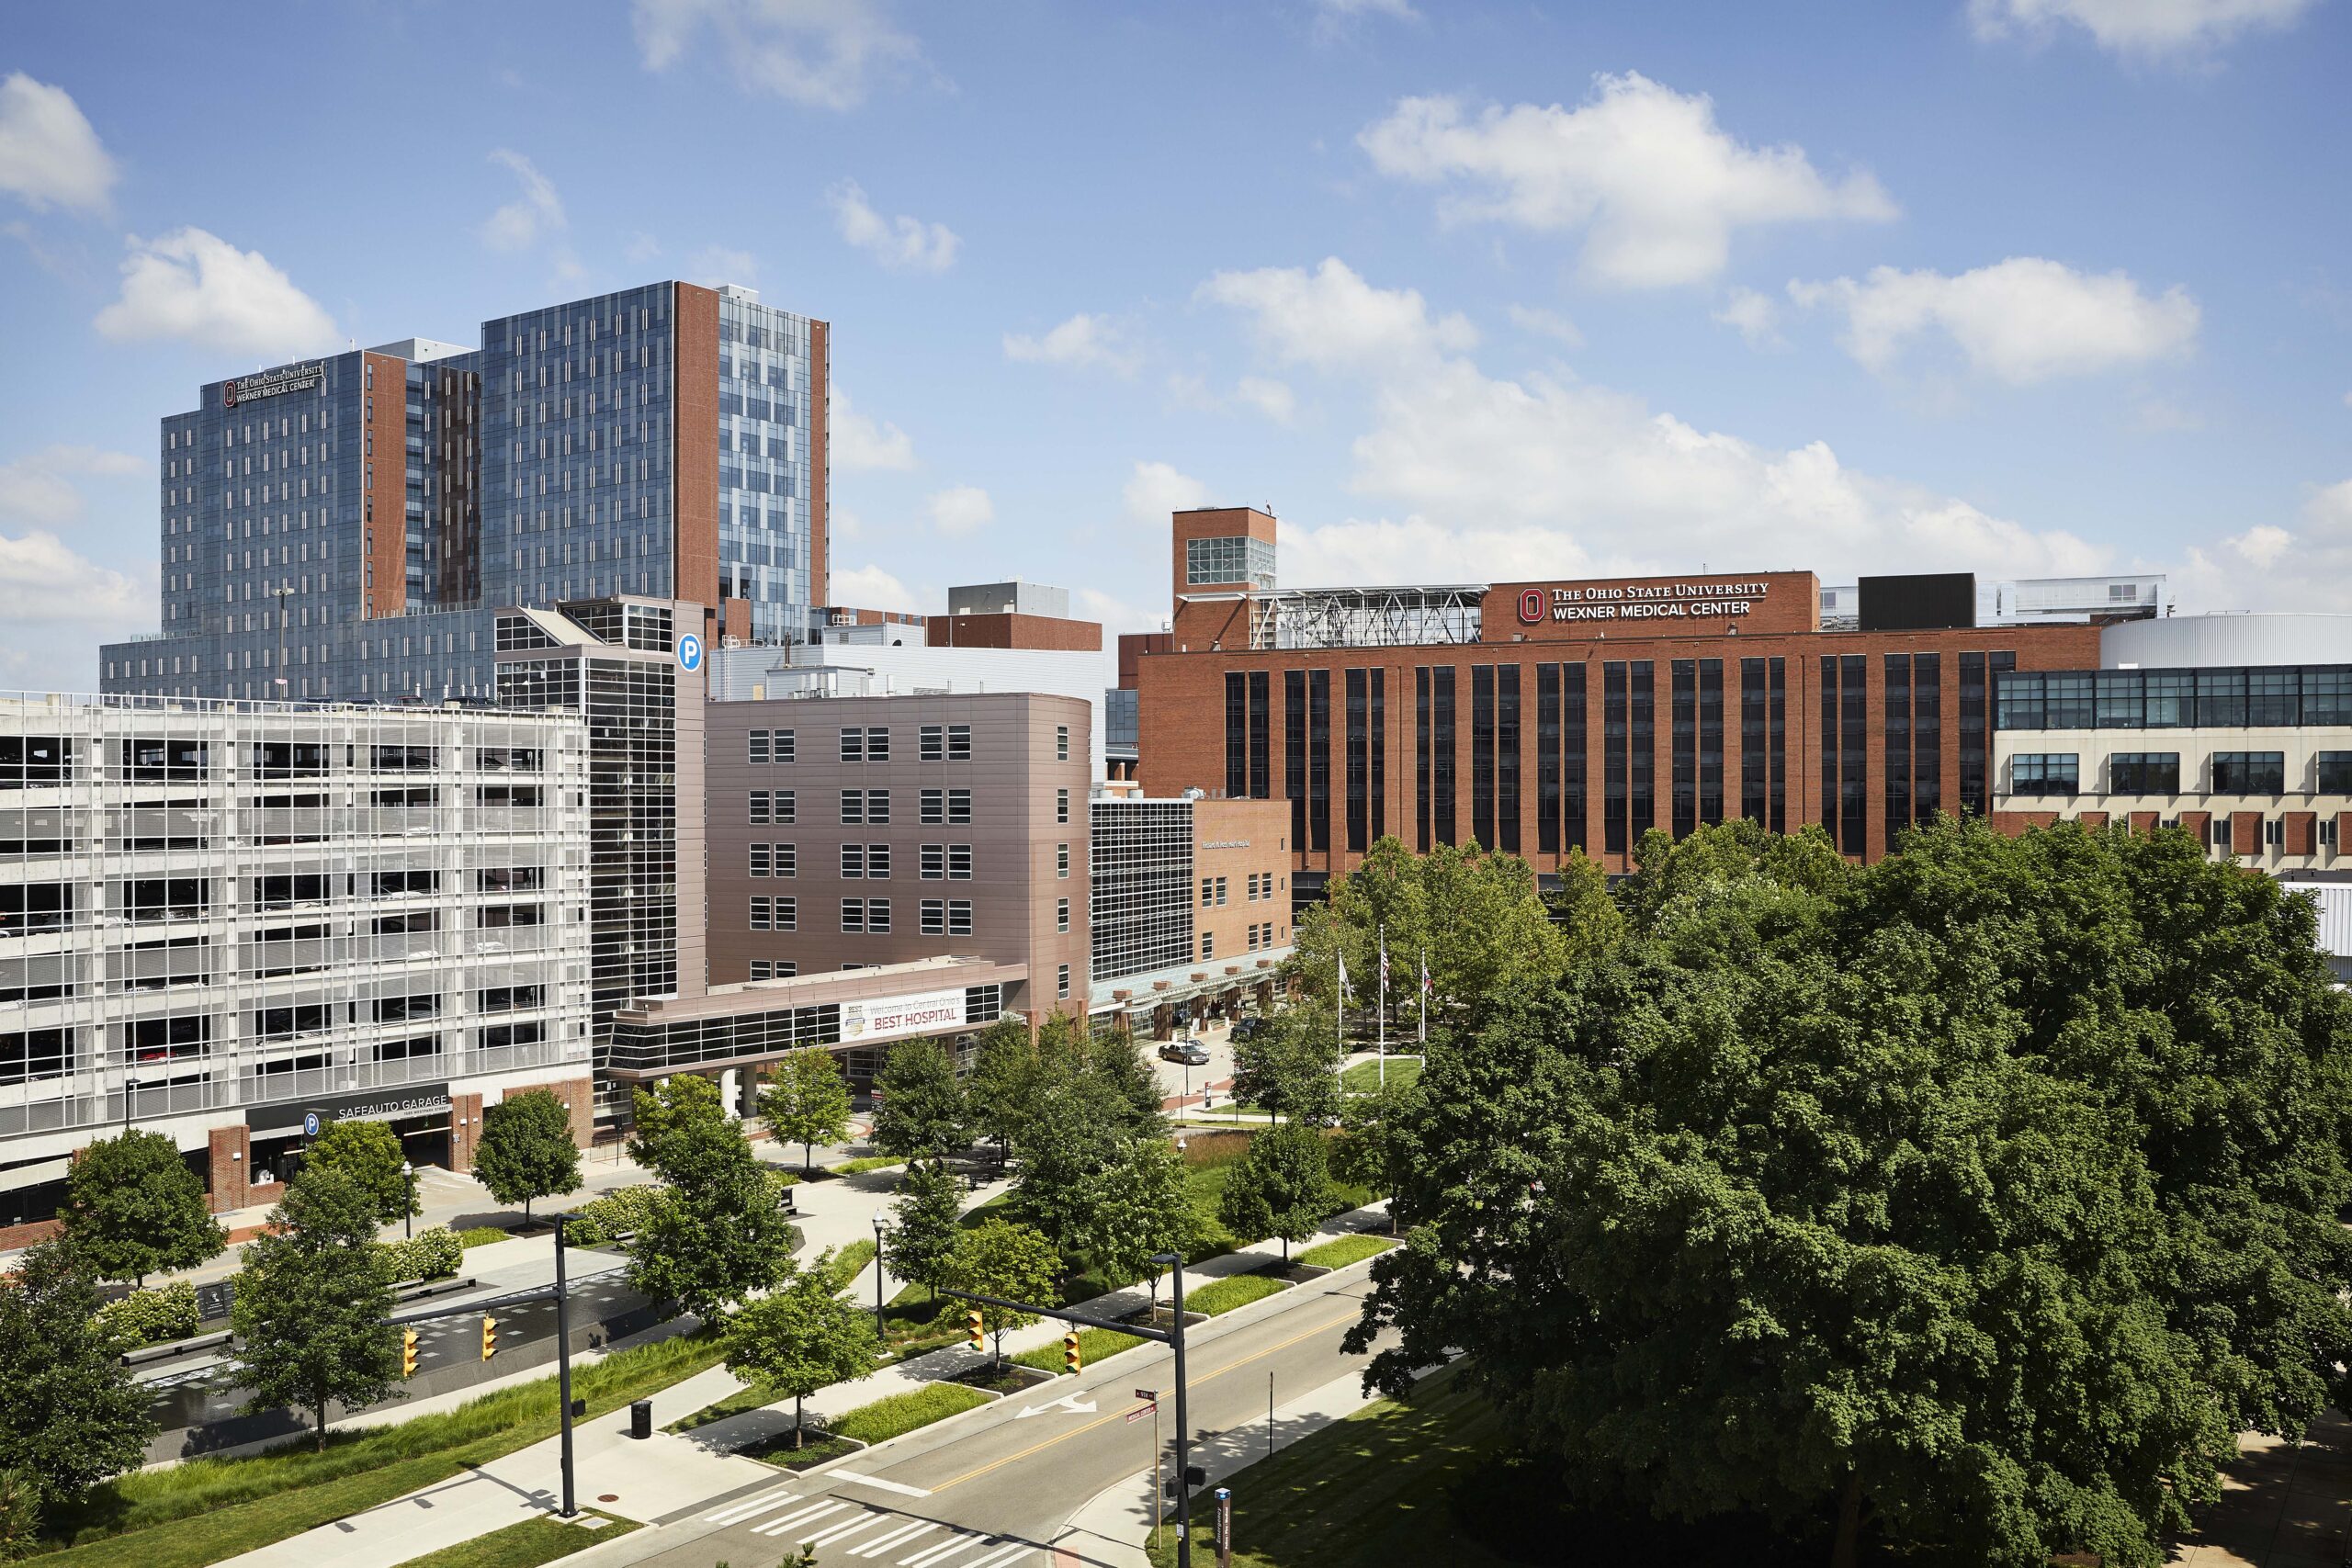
[736, 1382, 996, 1472]
[1295, 1234, 1396, 1271]
[389, 1510, 640, 1568]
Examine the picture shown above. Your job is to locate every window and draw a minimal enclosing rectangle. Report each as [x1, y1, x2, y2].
[921, 898, 973, 936]
[773, 791, 796, 824]
[921, 788, 944, 824]
[1057, 725, 1069, 761]
[478, 985, 545, 1012]
[772, 728, 797, 762]
[949, 899, 971, 936]
[949, 844, 972, 878]
[1057, 897, 1069, 933]
[775, 843, 797, 877]
[1057, 964, 1071, 1000]
[751, 791, 771, 825]
[1185, 535, 1276, 588]
[0, 1028, 73, 1086]
[1200, 877, 1212, 908]
[751, 897, 775, 931]
[2318, 752, 2352, 793]
[749, 961, 799, 981]
[1216, 876, 1228, 906]
[2266, 816, 2285, 848]
[2324, 818, 2341, 849]
[921, 724, 972, 761]
[478, 903, 544, 928]
[1202, 931, 1216, 959]
[841, 789, 864, 824]
[1057, 787, 1070, 824]
[921, 898, 946, 935]
[948, 788, 971, 824]
[1058, 843, 1069, 879]
[749, 730, 768, 764]
[841, 843, 865, 879]
[840, 726, 889, 762]
[751, 843, 771, 876]
[842, 898, 864, 933]
[2211, 751, 2286, 794]
[2010, 754, 2079, 795]
[2109, 753, 2181, 794]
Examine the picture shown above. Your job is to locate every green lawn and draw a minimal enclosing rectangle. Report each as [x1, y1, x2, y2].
[389, 1511, 639, 1568]
[831, 1382, 994, 1445]
[1145, 1363, 1516, 1568]
[1184, 1273, 1290, 1317]
[1295, 1234, 1396, 1270]
[829, 1155, 906, 1178]
[1012, 1325, 1144, 1373]
[36, 1332, 728, 1568]
[1341, 1056, 1423, 1096]
[820, 1238, 878, 1291]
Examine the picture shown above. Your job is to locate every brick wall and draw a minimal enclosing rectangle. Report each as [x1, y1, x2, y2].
[503, 1077, 595, 1149]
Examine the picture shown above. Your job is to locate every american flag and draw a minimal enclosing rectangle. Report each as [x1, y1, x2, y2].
[1378, 933, 1389, 995]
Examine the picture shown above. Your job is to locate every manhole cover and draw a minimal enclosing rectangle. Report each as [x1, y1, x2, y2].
[597, 1494, 619, 1503]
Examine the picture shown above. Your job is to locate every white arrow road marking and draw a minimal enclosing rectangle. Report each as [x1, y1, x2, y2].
[1012, 1392, 1098, 1418]
[852, 1519, 938, 1556]
[704, 1486, 797, 1525]
[752, 1499, 849, 1536]
[832, 1468, 933, 1497]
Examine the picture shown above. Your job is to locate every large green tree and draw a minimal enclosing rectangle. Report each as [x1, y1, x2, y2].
[625, 1082, 795, 1323]
[59, 1130, 225, 1286]
[231, 1167, 401, 1451]
[1069, 1136, 1194, 1303]
[0, 1239, 155, 1513]
[948, 1218, 1059, 1368]
[627, 1074, 732, 1180]
[888, 1161, 964, 1302]
[724, 1261, 876, 1449]
[871, 1039, 968, 1165]
[1227, 1004, 1343, 1125]
[963, 1019, 1041, 1168]
[472, 1090, 582, 1220]
[1348, 818, 2352, 1568]
[301, 1119, 419, 1229]
[1217, 1122, 1336, 1260]
[759, 1048, 855, 1173]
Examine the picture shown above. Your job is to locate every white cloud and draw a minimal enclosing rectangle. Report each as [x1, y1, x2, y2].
[1073, 585, 1161, 635]
[0, 445, 143, 527]
[1505, 304, 1585, 349]
[0, 530, 147, 626]
[1359, 74, 1895, 288]
[1196, 256, 1476, 372]
[689, 245, 759, 288]
[2175, 481, 2352, 614]
[926, 484, 994, 536]
[626, 232, 663, 264]
[1124, 460, 1211, 524]
[831, 389, 916, 470]
[481, 149, 564, 252]
[93, 229, 337, 358]
[1002, 312, 1138, 374]
[1969, 0, 2317, 55]
[829, 562, 920, 614]
[632, 0, 919, 110]
[0, 73, 117, 213]
[1789, 257, 2199, 384]
[1233, 377, 1298, 424]
[829, 179, 958, 273]
[1713, 286, 1783, 348]
[1312, 0, 1418, 39]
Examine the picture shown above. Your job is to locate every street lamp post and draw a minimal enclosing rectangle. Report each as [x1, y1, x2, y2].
[401, 1161, 415, 1239]
[272, 584, 292, 697]
[872, 1213, 887, 1344]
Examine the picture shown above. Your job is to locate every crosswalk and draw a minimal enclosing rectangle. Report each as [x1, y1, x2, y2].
[701, 1487, 1036, 1567]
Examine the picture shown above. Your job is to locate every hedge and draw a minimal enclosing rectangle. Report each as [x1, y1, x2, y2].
[559, 1169, 797, 1247]
[375, 1228, 464, 1285]
[94, 1281, 200, 1347]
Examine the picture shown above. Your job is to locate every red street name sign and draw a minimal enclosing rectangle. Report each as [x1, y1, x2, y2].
[1126, 1404, 1153, 1423]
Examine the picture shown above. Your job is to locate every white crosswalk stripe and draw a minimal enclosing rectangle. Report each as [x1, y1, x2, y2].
[752, 1499, 851, 1537]
[803, 1511, 892, 1548]
[703, 1487, 798, 1526]
[853, 1519, 939, 1557]
[901, 1531, 994, 1567]
[962, 1543, 1033, 1568]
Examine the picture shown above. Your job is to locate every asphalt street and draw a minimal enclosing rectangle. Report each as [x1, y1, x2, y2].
[609, 1260, 1388, 1568]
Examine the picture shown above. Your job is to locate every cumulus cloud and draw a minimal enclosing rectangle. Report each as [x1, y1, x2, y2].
[481, 150, 564, 252]
[1124, 460, 1211, 524]
[926, 484, 994, 536]
[0, 530, 148, 625]
[1002, 312, 1138, 374]
[1969, 0, 2317, 55]
[689, 245, 759, 287]
[829, 561, 920, 615]
[93, 229, 337, 357]
[1789, 257, 2199, 384]
[0, 445, 144, 527]
[1233, 377, 1298, 424]
[0, 73, 117, 214]
[1359, 74, 1895, 288]
[829, 179, 958, 272]
[1197, 257, 1476, 371]
[1312, 0, 1418, 39]
[1073, 585, 1161, 635]
[2173, 481, 2352, 614]
[831, 389, 916, 470]
[1505, 304, 1585, 349]
[631, 0, 920, 110]
[1713, 286, 1783, 348]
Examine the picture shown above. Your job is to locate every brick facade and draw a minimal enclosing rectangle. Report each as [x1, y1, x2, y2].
[207, 1124, 251, 1213]
[504, 1077, 596, 1149]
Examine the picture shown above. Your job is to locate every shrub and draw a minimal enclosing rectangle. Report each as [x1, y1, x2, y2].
[374, 1228, 463, 1285]
[0, 1468, 39, 1562]
[1180, 1131, 1254, 1170]
[1184, 1273, 1288, 1317]
[557, 1185, 666, 1247]
[831, 1383, 992, 1445]
[454, 1226, 514, 1250]
[93, 1281, 200, 1348]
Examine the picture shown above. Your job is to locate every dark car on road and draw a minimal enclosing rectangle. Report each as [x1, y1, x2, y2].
[1230, 1016, 1263, 1043]
[1158, 1041, 1212, 1066]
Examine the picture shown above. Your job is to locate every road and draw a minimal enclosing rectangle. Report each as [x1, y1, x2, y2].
[605, 1260, 1386, 1568]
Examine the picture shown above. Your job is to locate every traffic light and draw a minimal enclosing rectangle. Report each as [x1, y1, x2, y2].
[401, 1328, 419, 1379]
[480, 1314, 499, 1361]
[965, 1308, 985, 1351]
[1062, 1330, 1082, 1375]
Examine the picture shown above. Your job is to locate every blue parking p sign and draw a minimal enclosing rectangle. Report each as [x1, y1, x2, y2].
[302, 1111, 321, 1137]
[677, 633, 703, 672]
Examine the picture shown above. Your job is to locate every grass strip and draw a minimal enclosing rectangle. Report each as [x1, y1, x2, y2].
[38, 1331, 726, 1568]
[819, 1238, 877, 1292]
[741, 1432, 862, 1471]
[1340, 1056, 1424, 1096]
[1295, 1235, 1396, 1271]
[1144, 1362, 1511, 1568]
[828, 1156, 905, 1177]
[1011, 1325, 1144, 1374]
[455, 1226, 522, 1250]
[1184, 1273, 1289, 1317]
[830, 1382, 993, 1446]
[389, 1510, 640, 1568]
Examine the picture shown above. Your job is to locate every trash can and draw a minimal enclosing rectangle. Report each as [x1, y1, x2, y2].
[630, 1399, 652, 1439]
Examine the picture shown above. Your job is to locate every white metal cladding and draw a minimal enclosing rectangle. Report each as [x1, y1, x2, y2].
[0, 694, 593, 1167]
[2279, 880, 2352, 958]
[2102, 615, 2352, 671]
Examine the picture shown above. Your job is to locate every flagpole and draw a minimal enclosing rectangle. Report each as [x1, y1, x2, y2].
[1419, 947, 1429, 1050]
[1377, 925, 1387, 1089]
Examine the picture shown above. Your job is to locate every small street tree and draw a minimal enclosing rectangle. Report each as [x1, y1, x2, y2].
[963, 1020, 1040, 1168]
[723, 1260, 876, 1449]
[888, 1161, 964, 1302]
[1070, 1137, 1194, 1305]
[0, 1239, 156, 1518]
[759, 1048, 854, 1173]
[947, 1218, 1060, 1368]
[472, 1090, 582, 1220]
[627, 1074, 731, 1181]
[871, 1039, 967, 1165]
[59, 1129, 225, 1286]
[231, 1167, 401, 1450]
[1228, 1009, 1342, 1126]
[302, 1118, 420, 1230]
[626, 1082, 795, 1322]
[1218, 1123, 1336, 1260]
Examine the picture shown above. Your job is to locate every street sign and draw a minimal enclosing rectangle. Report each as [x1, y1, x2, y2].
[1126, 1404, 1153, 1424]
[1215, 1486, 1233, 1568]
[1136, 1387, 1159, 1401]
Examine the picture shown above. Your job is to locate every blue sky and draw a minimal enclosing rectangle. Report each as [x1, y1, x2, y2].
[3, 0, 2348, 692]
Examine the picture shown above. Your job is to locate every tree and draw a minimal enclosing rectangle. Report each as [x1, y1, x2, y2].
[1217, 1122, 1335, 1261]
[1007, 1066, 1129, 1252]
[0, 1469, 37, 1562]
[1227, 1005, 1342, 1125]
[758, 1048, 854, 1173]
[231, 1167, 401, 1451]
[963, 1020, 1041, 1169]
[871, 1039, 967, 1165]
[1347, 818, 2352, 1568]
[947, 1218, 1060, 1367]
[472, 1090, 582, 1220]
[58, 1129, 225, 1286]
[888, 1162, 964, 1302]
[625, 1081, 795, 1323]
[301, 1118, 418, 1230]
[627, 1074, 731, 1181]
[1069, 1137, 1194, 1305]
[0, 1240, 155, 1516]
[723, 1261, 876, 1449]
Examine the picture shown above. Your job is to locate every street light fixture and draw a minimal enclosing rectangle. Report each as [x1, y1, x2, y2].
[871, 1213, 888, 1344]
[401, 1161, 416, 1239]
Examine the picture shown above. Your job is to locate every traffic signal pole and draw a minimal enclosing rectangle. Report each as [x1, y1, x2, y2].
[554, 1221, 576, 1519]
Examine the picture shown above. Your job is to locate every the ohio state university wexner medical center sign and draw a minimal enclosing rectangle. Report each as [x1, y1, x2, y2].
[1517, 580, 1773, 625]
[220, 362, 326, 409]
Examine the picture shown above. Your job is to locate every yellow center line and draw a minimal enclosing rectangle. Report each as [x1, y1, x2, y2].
[928, 1307, 1363, 1493]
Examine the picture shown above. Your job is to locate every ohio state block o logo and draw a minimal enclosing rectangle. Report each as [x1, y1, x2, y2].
[221, 378, 238, 410]
[1517, 587, 1545, 625]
